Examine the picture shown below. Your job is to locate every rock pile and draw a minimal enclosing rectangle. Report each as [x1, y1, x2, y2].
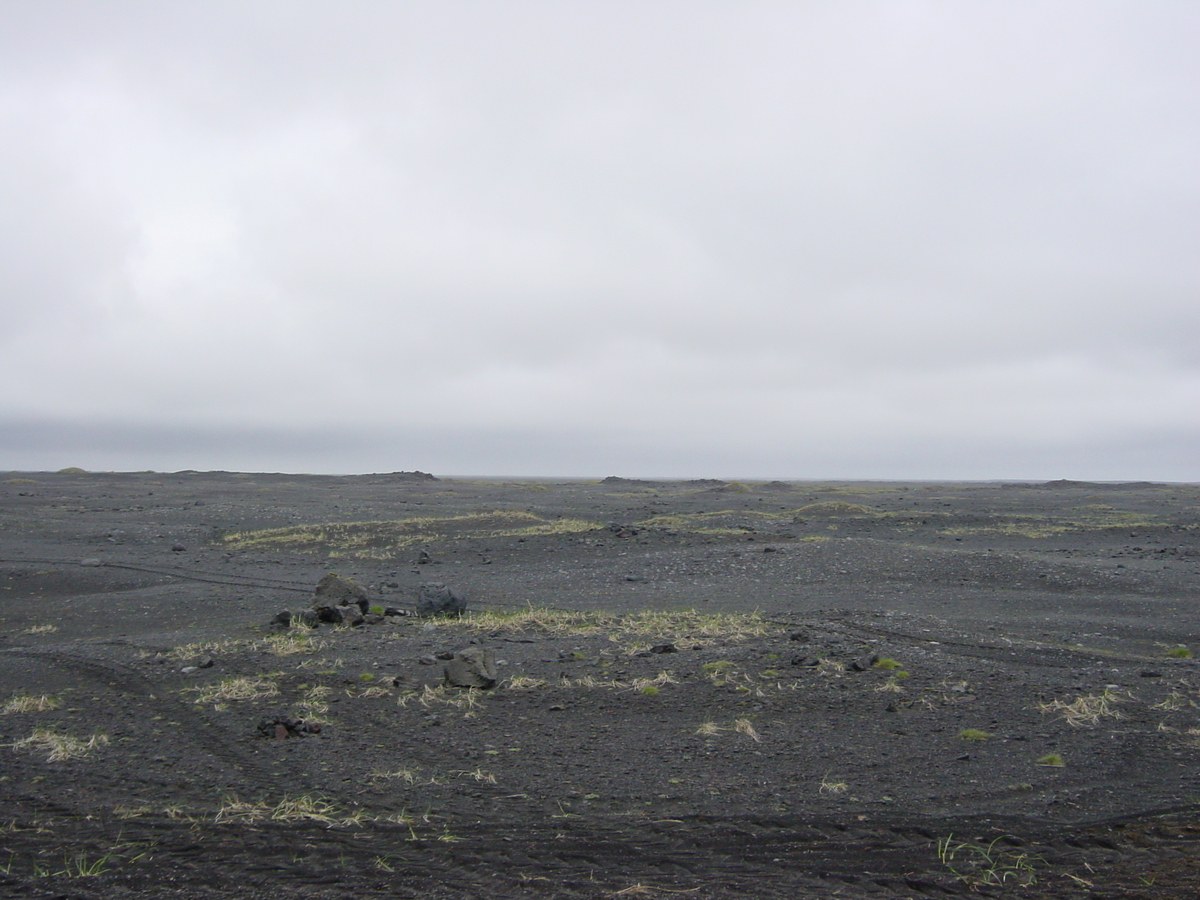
[269, 575, 469, 629]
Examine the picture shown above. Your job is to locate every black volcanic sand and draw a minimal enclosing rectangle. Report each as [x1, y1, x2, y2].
[1, 472, 1199, 899]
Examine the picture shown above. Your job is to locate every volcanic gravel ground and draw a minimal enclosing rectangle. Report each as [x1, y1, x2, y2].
[1, 472, 1198, 898]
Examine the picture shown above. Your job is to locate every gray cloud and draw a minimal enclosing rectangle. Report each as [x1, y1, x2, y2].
[2, 1, 1197, 478]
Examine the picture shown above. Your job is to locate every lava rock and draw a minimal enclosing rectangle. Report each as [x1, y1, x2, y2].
[443, 647, 498, 689]
[313, 573, 369, 611]
[337, 603, 365, 627]
[849, 653, 880, 672]
[416, 582, 467, 618]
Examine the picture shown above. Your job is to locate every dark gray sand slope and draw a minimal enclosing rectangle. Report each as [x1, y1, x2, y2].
[1, 472, 1198, 898]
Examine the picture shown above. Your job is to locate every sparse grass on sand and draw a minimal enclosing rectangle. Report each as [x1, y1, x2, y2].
[415, 607, 773, 648]
[2, 693, 60, 714]
[819, 774, 848, 795]
[165, 638, 250, 662]
[221, 511, 599, 558]
[1038, 688, 1126, 727]
[190, 675, 280, 705]
[13, 727, 109, 762]
[260, 631, 325, 656]
[215, 794, 367, 827]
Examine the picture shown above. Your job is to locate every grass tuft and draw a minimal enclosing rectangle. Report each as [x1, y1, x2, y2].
[2, 693, 60, 714]
[1038, 688, 1125, 727]
[215, 794, 367, 827]
[190, 675, 280, 705]
[13, 728, 109, 762]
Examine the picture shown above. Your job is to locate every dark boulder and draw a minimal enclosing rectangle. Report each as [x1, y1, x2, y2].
[313, 573, 368, 611]
[416, 582, 467, 618]
[338, 603, 365, 627]
[443, 647, 497, 689]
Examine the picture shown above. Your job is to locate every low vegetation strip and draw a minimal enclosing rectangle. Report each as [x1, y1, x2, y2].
[419, 607, 774, 643]
[220, 511, 599, 557]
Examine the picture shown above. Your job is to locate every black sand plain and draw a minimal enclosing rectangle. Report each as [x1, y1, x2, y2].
[1, 471, 1198, 898]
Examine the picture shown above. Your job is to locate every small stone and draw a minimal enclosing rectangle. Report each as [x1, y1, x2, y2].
[198, 656, 215, 669]
[650, 643, 678, 654]
[418, 655, 437, 666]
[180, 666, 198, 674]
[849, 653, 880, 672]
[80, 558, 102, 567]
[171, 542, 186, 552]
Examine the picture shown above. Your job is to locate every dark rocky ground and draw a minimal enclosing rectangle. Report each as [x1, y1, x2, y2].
[1, 471, 1198, 898]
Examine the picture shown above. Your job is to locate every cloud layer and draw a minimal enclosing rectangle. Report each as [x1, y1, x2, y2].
[2, 1, 1197, 478]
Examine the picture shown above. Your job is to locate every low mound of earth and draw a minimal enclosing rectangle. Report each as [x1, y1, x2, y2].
[1, 472, 1199, 898]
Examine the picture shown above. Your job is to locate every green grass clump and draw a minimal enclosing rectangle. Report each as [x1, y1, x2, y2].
[1166, 645, 1193, 659]
[873, 657, 902, 670]
[958, 728, 990, 741]
[1036, 752, 1064, 767]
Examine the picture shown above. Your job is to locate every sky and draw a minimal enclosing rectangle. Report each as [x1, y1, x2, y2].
[1, 1, 1197, 480]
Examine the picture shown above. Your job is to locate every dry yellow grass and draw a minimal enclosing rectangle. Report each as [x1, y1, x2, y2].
[190, 675, 280, 705]
[215, 794, 367, 827]
[2, 693, 60, 714]
[13, 727, 109, 762]
[1038, 688, 1126, 727]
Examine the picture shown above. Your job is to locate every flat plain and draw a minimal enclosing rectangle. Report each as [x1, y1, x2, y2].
[1, 471, 1198, 898]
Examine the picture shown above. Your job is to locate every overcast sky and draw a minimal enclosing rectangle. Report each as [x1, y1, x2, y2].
[1, 1, 1197, 479]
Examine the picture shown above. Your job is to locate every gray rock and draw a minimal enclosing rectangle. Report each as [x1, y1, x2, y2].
[443, 647, 497, 689]
[79, 558, 102, 567]
[338, 603, 365, 627]
[849, 653, 880, 672]
[415, 582, 467, 618]
[313, 573, 368, 610]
